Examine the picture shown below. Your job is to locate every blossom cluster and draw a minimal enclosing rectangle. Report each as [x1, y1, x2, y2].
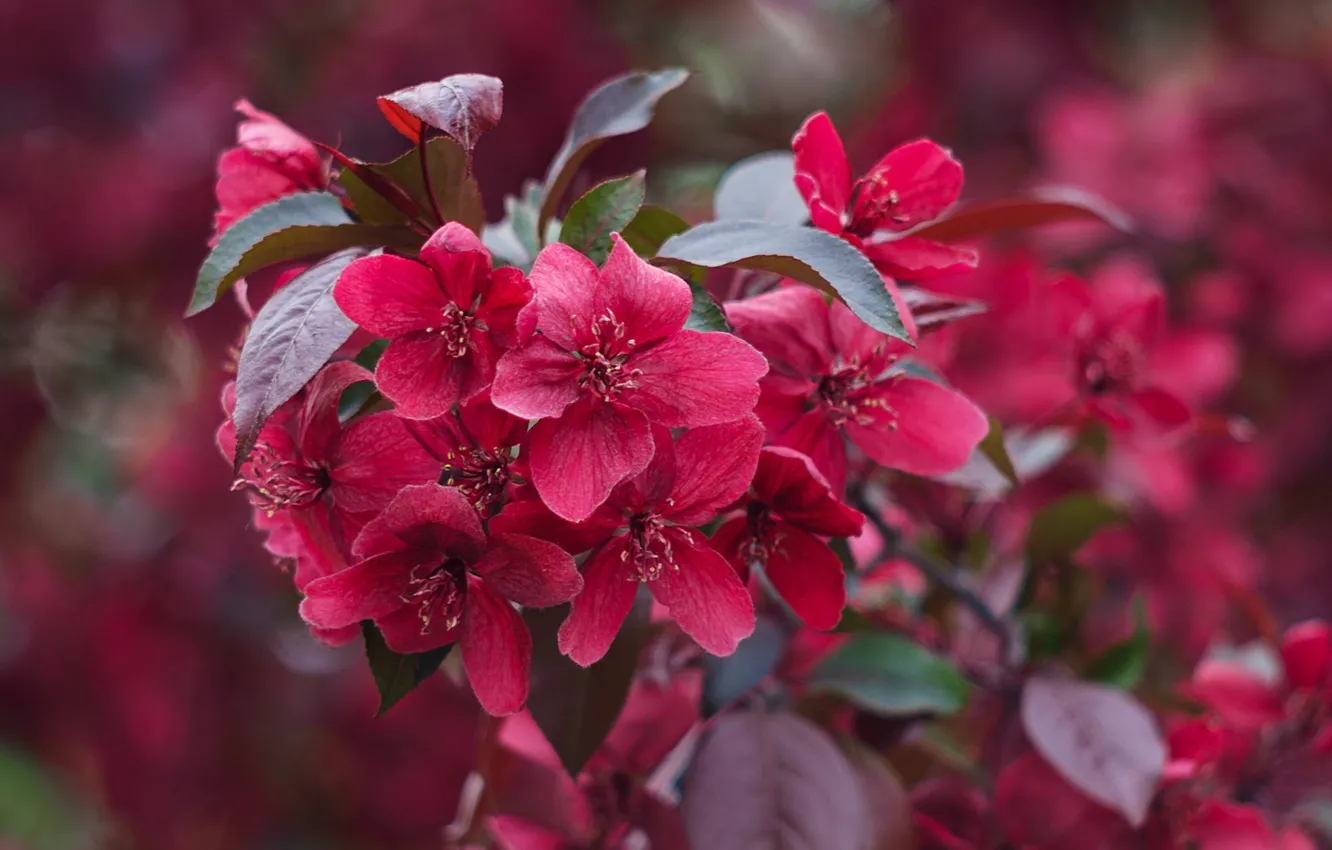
[195, 69, 1330, 849]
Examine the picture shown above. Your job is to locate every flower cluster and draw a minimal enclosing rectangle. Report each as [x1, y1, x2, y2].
[194, 68, 1325, 850]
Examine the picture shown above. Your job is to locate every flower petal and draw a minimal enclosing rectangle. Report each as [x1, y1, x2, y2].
[600, 235, 692, 346]
[298, 360, 372, 460]
[528, 242, 603, 350]
[558, 537, 639, 666]
[630, 331, 768, 428]
[334, 253, 447, 337]
[418, 222, 492, 307]
[353, 483, 485, 560]
[1280, 620, 1331, 693]
[462, 575, 532, 715]
[792, 111, 851, 233]
[859, 139, 964, 230]
[490, 336, 583, 420]
[763, 524, 847, 630]
[299, 550, 422, 630]
[863, 236, 979, 281]
[650, 529, 755, 657]
[753, 446, 863, 537]
[490, 496, 620, 555]
[478, 266, 534, 349]
[329, 412, 439, 514]
[474, 533, 583, 608]
[845, 376, 988, 477]
[773, 409, 849, 496]
[528, 400, 655, 523]
[1126, 387, 1193, 434]
[665, 417, 764, 525]
[374, 332, 467, 420]
[724, 286, 834, 380]
[375, 604, 459, 655]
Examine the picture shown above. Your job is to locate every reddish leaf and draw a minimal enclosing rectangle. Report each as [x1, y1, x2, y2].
[898, 286, 987, 334]
[230, 249, 365, 469]
[909, 186, 1133, 243]
[377, 73, 503, 152]
[845, 745, 913, 850]
[1020, 676, 1166, 827]
[679, 710, 870, 850]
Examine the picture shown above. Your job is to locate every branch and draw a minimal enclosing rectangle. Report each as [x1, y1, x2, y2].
[848, 484, 1015, 665]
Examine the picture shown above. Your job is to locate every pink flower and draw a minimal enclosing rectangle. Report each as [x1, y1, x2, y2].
[1051, 260, 1200, 436]
[404, 396, 529, 516]
[213, 99, 328, 241]
[496, 419, 764, 666]
[793, 111, 976, 281]
[711, 447, 864, 630]
[490, 236, 768, 522]
[725, 286, 989, 494]
[335, 223, 532, 420]
[299, 484, 583, 715]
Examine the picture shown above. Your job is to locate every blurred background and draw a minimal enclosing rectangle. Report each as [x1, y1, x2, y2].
[2, 0, 1332, 846]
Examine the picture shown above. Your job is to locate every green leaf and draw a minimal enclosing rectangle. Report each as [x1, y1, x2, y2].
[809, 633, 970, 716]
[1025, 493, 1127, 565]
[621, 205, 690, 256]
[559, 171, 647, 264]
[655, 219, 911, 343]
[354, 337, 390, 371]
[713, 151, 807, 224]
[362, 621, 453, 716]
[910, 186, 1133, 242]
[978, 416, 1019, 487]
[338, 137, 485, 233]
[190, 192, 414, 316]
[703, 614, 789, 715]
[524, 593, 652, 776]
[539, 68, 690, 234]
[0, 744, 96, 850]
[482, 179, 544, 269]
[230, 249, 365, 470]
[1087, 597, 1150, 689]
[686, 281, 731, 333]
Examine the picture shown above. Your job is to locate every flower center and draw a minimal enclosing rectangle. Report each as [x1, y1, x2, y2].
[233, 442, 329, 515]
[1080, 331, 1144, 396]
[424, 303, 481, 358]
[406, 558, 467, 635]
[581, 768, 636, 837]
[816, 361, 897, 429]
[846, 171, 911, 237]
[441, 447, 512, 513]
[742, 502, 777, 569]
[622, 513, 675, 582]
[578, 310, 642, 402]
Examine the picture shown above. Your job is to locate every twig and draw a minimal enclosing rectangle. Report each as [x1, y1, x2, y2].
[848, 484, 1014, 663]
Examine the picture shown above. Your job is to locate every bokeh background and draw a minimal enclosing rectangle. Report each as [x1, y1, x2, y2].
[3, 0, 1332, 846]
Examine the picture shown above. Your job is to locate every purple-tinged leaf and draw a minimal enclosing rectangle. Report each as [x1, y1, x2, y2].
[656, 219, 910, 342]
[898, 285, 987, 334]
[680, 710, 869, 850]
[1021, 675, 1166, 827]
[190, 192, 417, 316]
[230, 249, 364, 469]
[377, 73, 503, 153]
[337, 138, 485, 234]
[908, 186, 1132, 243]
[714, 151, 808, 224]
[538, 68, 689, 233]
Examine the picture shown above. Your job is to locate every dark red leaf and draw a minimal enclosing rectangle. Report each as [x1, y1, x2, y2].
[910, 187, 1133, 243]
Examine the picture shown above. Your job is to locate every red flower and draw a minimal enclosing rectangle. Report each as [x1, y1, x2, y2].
[213, 99, 328, 241]
[792, 111, 976, 281]
[711, 447, 864, 630]
[221, 361, 438, 551]
[1051, 263, 1197, 436]
[496, 419, 763, 666]
[726, 286, 988, 494]
[490, 236, 768, 522]
[299, 484, 583, 715]
[404, 396, 528, 516]
[335, 223, 533, 420]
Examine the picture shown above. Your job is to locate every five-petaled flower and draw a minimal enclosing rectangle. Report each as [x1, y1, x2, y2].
[404, 396, 528, 516]
[495, 418, 764, 666]
[1050, 265, 1197, 436]
[490, 235, 768, 522]
[726, 286, 988, 494]
[793, 111, 976, 281]
[299, 484, 583, 715]
[712, 446, 864, 630]
[335, 222, 533, 420]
